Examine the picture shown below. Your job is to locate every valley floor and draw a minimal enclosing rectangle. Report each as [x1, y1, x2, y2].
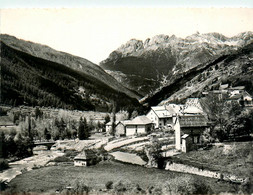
[6, 161, 236, 194]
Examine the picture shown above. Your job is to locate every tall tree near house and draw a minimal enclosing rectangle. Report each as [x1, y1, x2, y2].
[35, 107, 43, 119]
[44, 128, 51, 141]
[111, 101, 116, 136]
[104, 114, 110, 124]
[78, 117, 90, 140]
[0, 132, 7, 158]
[203, 93, 230, 140]
[145, 139, 162, 168]
[130, 110, 138, 119]
[204, 93, 251, 141]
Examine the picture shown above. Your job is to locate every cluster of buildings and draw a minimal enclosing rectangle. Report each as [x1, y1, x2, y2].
[203, 85, 253, 108]
[106, 98, 209, 153]
[106, 85, 253, 153]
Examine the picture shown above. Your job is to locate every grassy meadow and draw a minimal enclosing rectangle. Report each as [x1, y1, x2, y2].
[6, 161, 238, 194]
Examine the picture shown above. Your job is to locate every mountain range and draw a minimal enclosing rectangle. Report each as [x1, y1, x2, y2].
[0, 34, 141, 112]
[100, 32, 253, 95]
[142, 41, 253, 107]
[1, 32, 253, 111]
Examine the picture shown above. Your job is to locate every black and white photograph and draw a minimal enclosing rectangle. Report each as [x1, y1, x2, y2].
[0, 1, 253, 194]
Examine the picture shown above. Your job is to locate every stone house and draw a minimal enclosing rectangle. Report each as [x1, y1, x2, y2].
[74, 150, 97, 166]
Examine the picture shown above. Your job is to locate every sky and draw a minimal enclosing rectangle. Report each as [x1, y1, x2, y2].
[1, 1, 253, 64]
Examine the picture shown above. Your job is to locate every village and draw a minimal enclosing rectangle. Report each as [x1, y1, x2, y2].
[1, 84, 253, 194]
[104, 84, 253, 155]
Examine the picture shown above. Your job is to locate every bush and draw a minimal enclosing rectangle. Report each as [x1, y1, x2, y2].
[0, 159, 9, 171]
[147, 185, 162, 195]
[112, 180, 133, 194]
[131, 184, 145, 194]
[0, 181, 8, 192]
[113, 181, 127, 193]
[65, 150, 79, 159]
[163, 175, 213, 195]
[105, 181, 113, 190]
[73, 180, 90, 195]
[51, 156, 71, 163]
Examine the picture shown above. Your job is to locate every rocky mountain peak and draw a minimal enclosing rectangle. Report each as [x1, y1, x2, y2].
[100, 31, 253, 95]
[117, 39, 144, 57]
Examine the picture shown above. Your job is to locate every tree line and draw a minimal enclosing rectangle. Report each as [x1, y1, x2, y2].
[202, 93, 253, 142]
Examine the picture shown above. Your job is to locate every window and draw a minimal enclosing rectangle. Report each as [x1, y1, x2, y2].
[193, 136, 198, 143]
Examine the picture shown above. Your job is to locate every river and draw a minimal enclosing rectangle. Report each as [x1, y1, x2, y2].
[0, 150, 64, 183]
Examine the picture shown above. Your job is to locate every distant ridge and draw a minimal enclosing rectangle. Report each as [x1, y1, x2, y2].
[0, 34, 141, 100]
[0, 35, 142, 111]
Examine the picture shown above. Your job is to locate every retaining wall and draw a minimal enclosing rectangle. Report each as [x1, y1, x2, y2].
[165, 161, 247, 184]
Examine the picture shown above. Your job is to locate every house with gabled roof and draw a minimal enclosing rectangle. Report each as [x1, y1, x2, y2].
[175, 114, 209, 152]
[74, 149, 97, 166]
[146, 104, 183, 129]
[115, 116, 153, 137]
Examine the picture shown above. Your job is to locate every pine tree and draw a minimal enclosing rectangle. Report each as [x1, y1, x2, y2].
[78, 117, 90, 140]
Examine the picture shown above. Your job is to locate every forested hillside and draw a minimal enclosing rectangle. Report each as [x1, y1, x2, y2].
[0, 41, 141, 112]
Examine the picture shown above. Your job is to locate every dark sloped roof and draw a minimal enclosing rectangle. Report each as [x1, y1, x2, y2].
[0, 116, 14, 126]
[179, 115, 208, 127]
[74, 150, 96, 160]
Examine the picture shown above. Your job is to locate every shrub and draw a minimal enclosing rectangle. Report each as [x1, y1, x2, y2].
[147, 185, 162, 195]
[0, 159, 9, 171]
[131, 184, 145, 194]
[105, 181, 113, 190]
[163, 175, 213, 195]
[0, 181, 8, 192]
[113, 181, 127, 193]
[113, 180, 133, 193]
[73, 180, 90, 195]
[51, 156, 71, 163]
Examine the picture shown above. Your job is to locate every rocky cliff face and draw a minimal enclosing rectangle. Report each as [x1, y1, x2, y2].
[100, 32, 253, 95]
[141, 42, 253, 107]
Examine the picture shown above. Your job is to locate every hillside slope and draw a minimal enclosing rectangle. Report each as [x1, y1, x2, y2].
[141, 42, 253, 106]
[100, 32, 253, 95]
[0, 34, 141, 100]
[0, 41, 141, 111]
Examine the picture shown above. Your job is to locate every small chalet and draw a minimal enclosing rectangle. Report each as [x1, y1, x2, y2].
[74, 150, 97, 166]
[175, 114, 209, 152]
[115, 116, 153, 137]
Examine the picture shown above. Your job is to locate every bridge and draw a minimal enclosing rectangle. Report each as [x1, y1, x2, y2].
[33, 141, 56, 150]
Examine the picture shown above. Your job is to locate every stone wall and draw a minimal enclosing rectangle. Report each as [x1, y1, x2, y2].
[165, 161, 247, 184]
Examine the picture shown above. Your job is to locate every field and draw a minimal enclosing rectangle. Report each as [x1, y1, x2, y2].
[7, 161, 237, 194]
